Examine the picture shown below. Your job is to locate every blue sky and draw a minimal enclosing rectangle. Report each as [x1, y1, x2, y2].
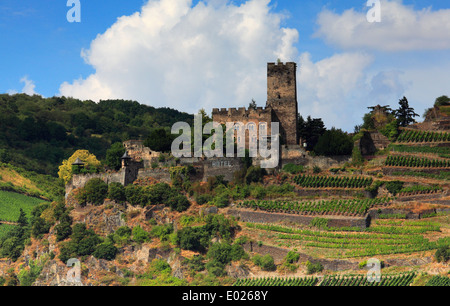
[1, 0, 450, 131]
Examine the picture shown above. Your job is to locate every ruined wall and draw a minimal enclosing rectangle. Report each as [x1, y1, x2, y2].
[123, 140, 161, 168]
[202, 157, 243, 182]
[358, 131, 390, 155]
[280, 145, 351, 169]
[266, 62, 298, 145]
[65, 171, 125, 198]
[137, 168, 171, 184]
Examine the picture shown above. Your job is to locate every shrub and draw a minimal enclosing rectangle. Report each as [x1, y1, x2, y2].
[108, 182, 126, 203]
[213, 194, 229, 208]
[167, 195, 191, 212]
[93, 242, 118, 261]
[284, 251, 300, 264]
[195, 194, 213, 205]
[83, 178, 108, 205]
[132, 226, 151, 244]
[306, 261, 323, 274]
[253, 254, 276, 271]
[435, 246, 450, 263]
[283, 164, 304, 174]
[385, 180, 404, 196]
[313, 166, 321, 174]
[245, 166, 267, 184]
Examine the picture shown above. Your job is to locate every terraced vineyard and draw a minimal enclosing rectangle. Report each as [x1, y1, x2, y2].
[0, 190, 47, 222]
[293, 175, 373, 189]
[396, 130, 450, 143]
[425, 276, 450, 286]
[246, 222, 448, 258]
[233, 274, 417, 286]
[397, 185, 443, 196]
[319, 273, 416, 286]
[237, 197, 391, 217]
[233, 277, 318, 287]
[390, 144, 450, 156]
[385, 155, 450, 168]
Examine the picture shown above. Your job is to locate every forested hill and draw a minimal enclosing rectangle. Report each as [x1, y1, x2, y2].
[0, 94, 194, 176]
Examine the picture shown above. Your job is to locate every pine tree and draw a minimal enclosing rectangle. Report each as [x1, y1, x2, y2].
[394, 97, 419, 127]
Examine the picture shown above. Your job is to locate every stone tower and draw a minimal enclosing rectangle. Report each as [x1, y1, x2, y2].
[266, 62, 298, 145]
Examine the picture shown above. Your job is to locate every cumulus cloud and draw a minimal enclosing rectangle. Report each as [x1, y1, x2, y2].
[20, 76, 37, 95]
[315, 0, 450, 51]
[297, 52, 374, 130]
[59, 0, 299, 113]
[7, 76, 39, 96]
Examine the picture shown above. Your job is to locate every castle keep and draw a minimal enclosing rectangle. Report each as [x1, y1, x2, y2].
[212, 62, 299, 146]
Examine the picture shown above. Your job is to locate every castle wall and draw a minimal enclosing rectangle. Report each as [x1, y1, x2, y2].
[65, 171, 125, 198]
[212, 106, 273, 148]
[202, 157, 244, 182]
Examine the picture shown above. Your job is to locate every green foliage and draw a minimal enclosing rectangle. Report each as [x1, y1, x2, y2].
[176, 215, 236, 253]
[297, 115, 326, 150]
[132, 226, 151, 244]
[108, 182, 126, 204]
[311, 218, 329, 229]
[435, 246, 450, 263]
[426, 275, 450, 286]
[167, 194, 191, 212]
[306, 261, 323, 274]
[282, 163, 304, 174]
[380, 120, 399, 141]
[393, 97, 419, 127]
[0, 94, 193, 176]
[313, 128, 353, 156]
[293, 174, 373, 189]
[55, 213, 73, 242]
[93, 242, 118, 261]
[136, 259, 187, 286]
[384, 180, 404, 196]
[385, 155, 450, 168]
[76, 178, 108, 206]
[252, 254, 276, 271]
[238, 197, 390, 217]
[195, 194, 213, 205]
[351, 145, 365, 166]
[183, 255, 205, 273]
[234, 276, 318, 287]
[150, 224, 174, 241]
[0, 190, 48, 223]
[245, 166, 267, 184]
[320, 273, 416, 286]
[144, 128, 174, 152]
[105, 142, 126, 171]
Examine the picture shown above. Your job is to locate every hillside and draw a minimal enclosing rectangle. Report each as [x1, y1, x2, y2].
[0, 97, 448, 287]
[0, 94, 193, 176]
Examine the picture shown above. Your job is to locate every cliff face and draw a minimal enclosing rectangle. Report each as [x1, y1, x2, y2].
[0, 201, 185, 286]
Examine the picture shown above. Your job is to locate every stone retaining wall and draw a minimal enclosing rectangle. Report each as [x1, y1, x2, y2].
[228, 209, 368, 229]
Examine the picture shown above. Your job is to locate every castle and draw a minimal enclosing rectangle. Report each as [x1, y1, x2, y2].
[66, 62, 351, 197]
[212, 62, 299, 146]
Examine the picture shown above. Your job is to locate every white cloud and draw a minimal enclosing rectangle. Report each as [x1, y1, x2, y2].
[20, 76, 37, 95]
[297, 52, 374, 130]
[7, 76, 39, 96]
[315, 0, 450, 51]
[59, 0, 299, 113]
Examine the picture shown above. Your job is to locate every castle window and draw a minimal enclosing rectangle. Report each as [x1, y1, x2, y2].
[259, 123, 267, 131]
[247, 123, 255, 131]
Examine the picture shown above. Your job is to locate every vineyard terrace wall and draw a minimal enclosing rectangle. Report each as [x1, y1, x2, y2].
[227, 209, 369, 229]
